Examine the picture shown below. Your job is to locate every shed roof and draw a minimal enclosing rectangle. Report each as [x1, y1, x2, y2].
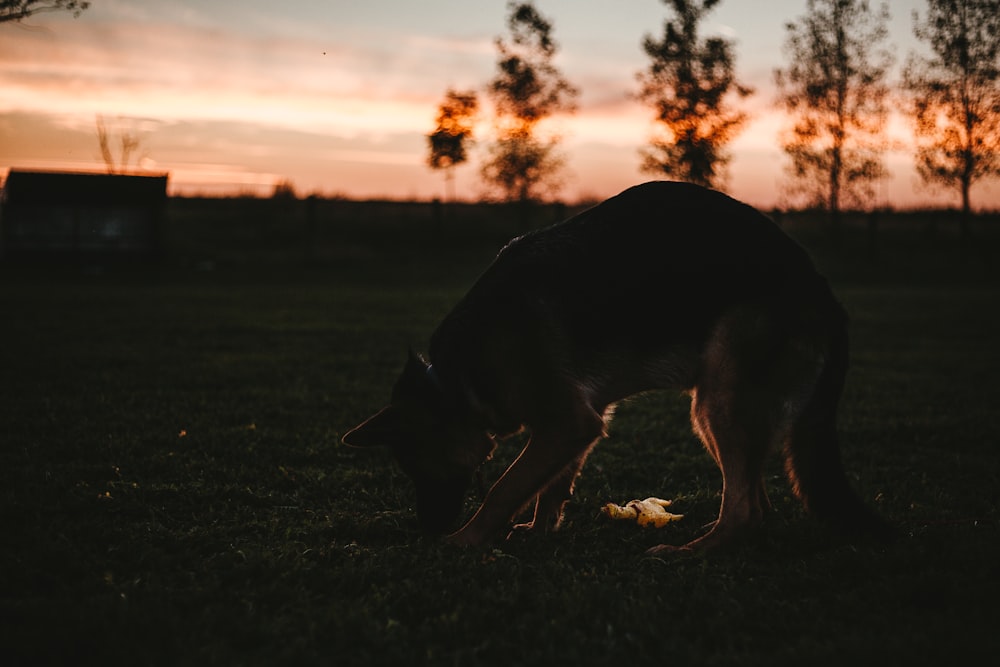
[3, 170, 168, 207]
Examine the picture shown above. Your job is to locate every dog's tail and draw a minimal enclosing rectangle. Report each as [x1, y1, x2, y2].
[782, 298, 892, 542]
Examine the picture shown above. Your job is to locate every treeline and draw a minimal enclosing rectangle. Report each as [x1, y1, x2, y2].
[426, 0, 1000, 238]
[166, 195, 998, 255]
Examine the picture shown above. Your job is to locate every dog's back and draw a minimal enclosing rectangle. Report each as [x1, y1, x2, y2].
[429, 181, 832, 413]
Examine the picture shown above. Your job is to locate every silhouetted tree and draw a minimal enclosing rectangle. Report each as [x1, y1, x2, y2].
[903, 0, 1000, 240]
[482, 125, 568, 205]
[482, 1, 578, 203]
[0, 0, 88, 22]
[272, 179, 297, 200]
[427, 89, 479, 202]
[96, 115, 145, 174]
[774, 0, 894, 227]
[636, 0, 753, 189]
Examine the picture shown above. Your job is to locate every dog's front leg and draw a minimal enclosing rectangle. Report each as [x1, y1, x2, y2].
[511, 453, 588, 535]
[448, 415, 604, 547]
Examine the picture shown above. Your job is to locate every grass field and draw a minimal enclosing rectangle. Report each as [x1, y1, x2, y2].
[2, 199, 999, 665]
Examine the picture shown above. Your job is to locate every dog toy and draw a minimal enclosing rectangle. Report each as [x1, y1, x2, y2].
[601, 497, 683, 528]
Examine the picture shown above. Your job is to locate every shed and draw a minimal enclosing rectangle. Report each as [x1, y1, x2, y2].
[1, 170, 168, 258]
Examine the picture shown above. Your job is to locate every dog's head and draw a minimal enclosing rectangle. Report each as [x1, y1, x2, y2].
[341, 351, 496, 535]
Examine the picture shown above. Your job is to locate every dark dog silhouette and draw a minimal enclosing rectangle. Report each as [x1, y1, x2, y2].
[344, 181, 888, 553]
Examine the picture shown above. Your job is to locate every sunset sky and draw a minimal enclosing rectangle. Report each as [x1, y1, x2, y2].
[2, 0, 997, 209]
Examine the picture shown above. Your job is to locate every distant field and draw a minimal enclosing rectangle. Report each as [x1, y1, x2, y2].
[1, 200, 998, 665]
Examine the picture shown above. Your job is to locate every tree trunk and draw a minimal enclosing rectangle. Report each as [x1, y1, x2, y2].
[960, 176, 972, 250]
[445, 168, 456, 204]
[829, 152, 842, 236]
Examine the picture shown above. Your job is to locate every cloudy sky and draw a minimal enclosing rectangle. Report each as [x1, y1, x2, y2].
[2, 0, 993, 209]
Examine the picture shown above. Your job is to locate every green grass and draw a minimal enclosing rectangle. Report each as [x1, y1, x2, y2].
[2, 205, 999, 665]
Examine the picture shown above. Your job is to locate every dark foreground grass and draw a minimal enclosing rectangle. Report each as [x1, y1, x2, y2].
[2, 214, 999, 666]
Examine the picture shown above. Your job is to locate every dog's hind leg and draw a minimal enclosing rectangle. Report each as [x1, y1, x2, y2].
[648, 385, 773, 554]
[687, 389, 772, 533]
[448, 405, 606, 547]
[648, 308, 784, 554]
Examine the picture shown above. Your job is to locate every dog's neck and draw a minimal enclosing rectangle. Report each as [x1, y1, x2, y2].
[425, 362, 511, 435]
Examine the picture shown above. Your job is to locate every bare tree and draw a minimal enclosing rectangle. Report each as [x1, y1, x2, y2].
[903, 0, 1000, 239]
[481, 1, 578, 203]
[774, 0, 894, 226]
[636, 0, 753, 189]
[96, 115, 145, 175]
[427, 89, 479, 202]
[0, 0, 88, 23]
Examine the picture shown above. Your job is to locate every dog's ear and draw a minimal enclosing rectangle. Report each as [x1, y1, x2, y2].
[341, 405, 404, 448]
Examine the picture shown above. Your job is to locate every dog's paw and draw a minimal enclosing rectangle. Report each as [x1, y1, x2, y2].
[504, 522, 535, 542]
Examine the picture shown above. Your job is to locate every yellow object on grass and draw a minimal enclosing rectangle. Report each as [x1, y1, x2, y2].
[601, 497, 684, 528]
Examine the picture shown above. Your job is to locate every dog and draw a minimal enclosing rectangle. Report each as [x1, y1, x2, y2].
[342, 181, 888, 553]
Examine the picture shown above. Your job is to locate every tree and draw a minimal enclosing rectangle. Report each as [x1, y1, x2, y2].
[96, 115, 145, 174]
[636, 0, 753, 189]
[903, 0, 1000, 239]
[481, 1, 578, 203]
[272, 179, 297, 201]
[0, 1, 89, 23]
[774, 0, 893, 226]
[427, 89, 479, 202]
